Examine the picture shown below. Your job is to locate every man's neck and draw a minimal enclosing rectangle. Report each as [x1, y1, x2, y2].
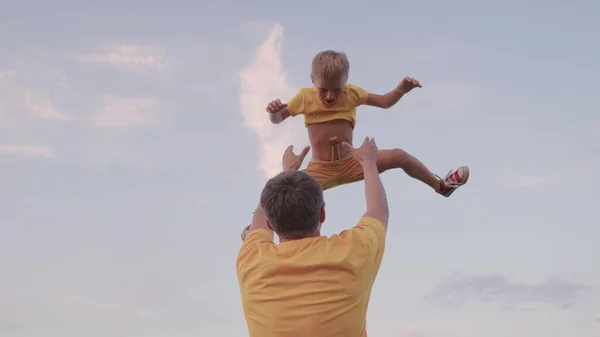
[279, 232, 321, 243]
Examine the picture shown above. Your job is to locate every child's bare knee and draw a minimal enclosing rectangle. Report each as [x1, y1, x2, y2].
[391, 148, 409, 166]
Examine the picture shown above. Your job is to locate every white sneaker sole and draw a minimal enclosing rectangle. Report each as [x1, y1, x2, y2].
[444, 166, 469, 197]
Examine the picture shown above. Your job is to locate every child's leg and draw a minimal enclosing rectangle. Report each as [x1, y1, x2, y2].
[377, 148, 469, 197]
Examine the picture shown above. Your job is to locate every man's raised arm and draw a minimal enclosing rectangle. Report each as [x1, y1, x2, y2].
[240, 145, 311, 241]
[342, 137, 389, 229]
[362, 158, 389, 229]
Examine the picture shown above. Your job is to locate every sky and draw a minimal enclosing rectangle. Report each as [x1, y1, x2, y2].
[0, 0, 599, 336]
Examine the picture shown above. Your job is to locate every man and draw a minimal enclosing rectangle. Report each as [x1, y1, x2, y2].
[236, 136, 389, 337]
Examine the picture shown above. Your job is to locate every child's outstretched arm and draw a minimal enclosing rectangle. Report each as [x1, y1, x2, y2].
[266, 90, 305, 124]
[365, 76, 422, 109]
[266, 99, 291, 124]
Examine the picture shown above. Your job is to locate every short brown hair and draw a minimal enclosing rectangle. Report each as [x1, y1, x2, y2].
[260, 171, 324, 239]
[311, 50, 350, 83]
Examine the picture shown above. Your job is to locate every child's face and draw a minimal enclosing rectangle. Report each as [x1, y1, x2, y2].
[312, 76, 347, 107]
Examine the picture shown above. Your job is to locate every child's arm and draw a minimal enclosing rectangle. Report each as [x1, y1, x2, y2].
[267, 99, 291, 124]
[364, 76, 422, 109]
[266, 90, 305, 124]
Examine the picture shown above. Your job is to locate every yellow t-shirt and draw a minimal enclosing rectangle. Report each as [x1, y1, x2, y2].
[236, 216, 386, 337]
[286, 83, 369, 128]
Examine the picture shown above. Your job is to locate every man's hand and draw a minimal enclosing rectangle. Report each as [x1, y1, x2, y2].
[241, 224, 250, 241]
[342, 137, 379, 167]
[240, 145, 309, 242]
[282, 145, 310, 171]
[397, 76, 422, 94]
[266, 99, 287, 114]
[345, 137, 389, 229]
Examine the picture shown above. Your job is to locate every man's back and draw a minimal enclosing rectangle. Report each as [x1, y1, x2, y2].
[236, 216, 386, 337]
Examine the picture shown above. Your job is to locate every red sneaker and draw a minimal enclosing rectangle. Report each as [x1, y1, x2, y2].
[438, 166, 470, 197]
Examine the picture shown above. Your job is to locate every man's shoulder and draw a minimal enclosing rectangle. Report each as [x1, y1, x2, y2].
[336, 216, 386, 243]
[351, 216, 386, 233]
[237, 230, 274, 264]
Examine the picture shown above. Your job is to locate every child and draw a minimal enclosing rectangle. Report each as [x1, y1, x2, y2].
[265, 49, 469, 196]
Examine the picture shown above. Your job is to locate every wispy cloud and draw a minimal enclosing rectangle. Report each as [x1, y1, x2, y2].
[92, 97, 162, 127]
[238, 23, 306, 179]
[0, 319, 23, 332]
[76, 45, 170, 75]
[0, 104, 15, 130]
[425, 273, 592, 309]
[0, 144, 55, 158]
[0, 68, 70, 130]
[366, 319, 427, 337]
[0, 69, 17, 79]
[495, 168, 556, 189]
[24, 93, 69, 121]
[516, 175, 554, 188]
[50, 293, 169, 319]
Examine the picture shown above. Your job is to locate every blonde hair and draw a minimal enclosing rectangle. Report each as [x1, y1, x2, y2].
[311, 50, 350, 82]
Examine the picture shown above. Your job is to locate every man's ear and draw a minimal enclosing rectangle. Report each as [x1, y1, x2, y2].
[266, 219, 274, 231]
[320, 203, 326, 224]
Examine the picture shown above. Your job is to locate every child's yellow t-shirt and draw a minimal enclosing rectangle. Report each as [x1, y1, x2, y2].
[236, 216, 386, 337]
[286, 84, 369, 128]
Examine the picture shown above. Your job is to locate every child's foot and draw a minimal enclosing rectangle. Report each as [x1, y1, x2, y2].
[437, 166, 469, 197]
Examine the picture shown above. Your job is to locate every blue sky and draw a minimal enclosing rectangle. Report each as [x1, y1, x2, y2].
[1, 0, 598, 336]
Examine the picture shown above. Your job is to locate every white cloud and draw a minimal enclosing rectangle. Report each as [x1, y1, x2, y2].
[0, 104, 15, 130]
[238, 23, 306, 179]
[498, 171, 555, 189]
[0, 144, 55, 158]
[516, 175, 553, 188]
[0, 68, 70, 127]
[92, 97, 161, 127]
[0, 69, 17, 79]
[76, 45, 169, 75]
[425, 273, 591, 309]
[24, 93, 69, 121]
[367, 320, 427, 337]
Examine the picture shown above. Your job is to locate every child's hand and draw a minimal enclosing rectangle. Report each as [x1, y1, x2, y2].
[266, 99, 288, 114]
[397, 76, 422, 94]
[342, 137, 379, 166]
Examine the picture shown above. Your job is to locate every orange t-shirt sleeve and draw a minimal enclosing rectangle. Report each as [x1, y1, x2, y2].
[350, 216, 386, 269]
[286, 89, 306, 116]
[236, 229, 274, 268]
[346, 84, 370, 107]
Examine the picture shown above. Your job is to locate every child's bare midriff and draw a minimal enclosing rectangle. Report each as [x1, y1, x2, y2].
[307, 119, 355, 161]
